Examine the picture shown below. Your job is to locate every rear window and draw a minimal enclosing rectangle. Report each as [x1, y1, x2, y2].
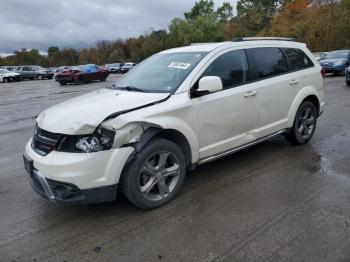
[249, 47, 288, 80]
[282, 48, 314, 71]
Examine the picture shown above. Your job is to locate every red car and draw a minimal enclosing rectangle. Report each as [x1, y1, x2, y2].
[55, 64, 109, 85]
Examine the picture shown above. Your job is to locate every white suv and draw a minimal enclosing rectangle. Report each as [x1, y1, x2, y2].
[24, 38, 324, 209]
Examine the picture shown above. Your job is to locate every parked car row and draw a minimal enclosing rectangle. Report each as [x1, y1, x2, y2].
[104, 62, 136, 74]
[0, 65, 54, 82]
[55, 64, 109, 85]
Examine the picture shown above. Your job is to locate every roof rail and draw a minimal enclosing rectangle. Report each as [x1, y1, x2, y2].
[190, 42, 218, 46]
[232, 37, 298, 42]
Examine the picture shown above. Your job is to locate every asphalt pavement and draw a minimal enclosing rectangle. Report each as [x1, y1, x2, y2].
[0, 75, 349, 262]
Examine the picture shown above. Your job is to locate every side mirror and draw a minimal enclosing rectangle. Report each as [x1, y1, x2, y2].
[191, 76, 223, 98]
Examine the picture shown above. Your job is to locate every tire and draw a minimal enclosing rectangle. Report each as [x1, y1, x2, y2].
[37, 75, 43, 80]
[346, 80, 350, 86]
[3, 78, 9, 83]
[59, 81, 66, 86]
[286, 101, 317, 145]
[100, 76, 107, 82]
[122, 138, 187, 209]
[74, 77, 83, 85]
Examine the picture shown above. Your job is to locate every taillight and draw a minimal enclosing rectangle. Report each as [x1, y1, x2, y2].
[321, 68, 325, 77]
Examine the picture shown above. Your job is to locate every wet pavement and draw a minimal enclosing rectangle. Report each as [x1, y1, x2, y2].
[0, 75, 349, 261]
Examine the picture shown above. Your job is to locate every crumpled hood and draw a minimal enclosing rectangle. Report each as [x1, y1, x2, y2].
[37, 88, 169, 134]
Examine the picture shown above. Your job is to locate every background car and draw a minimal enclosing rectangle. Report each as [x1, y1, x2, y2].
[0, 68, 21, 82]
[5, 66, 17, 72]
[120, 62, 135, 74]
[55, 64, 109, 85]
[313, 52, 328, 62]
[105, 63, 121, 73]
[16, 65, 54, 80]
[346, 66, 350, 86]
[319, 50, 350, 75]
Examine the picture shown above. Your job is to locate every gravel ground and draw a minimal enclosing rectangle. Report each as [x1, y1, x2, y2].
[0, 75, 349, 262]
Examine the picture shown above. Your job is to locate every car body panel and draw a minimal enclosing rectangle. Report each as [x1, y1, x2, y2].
[36, 88, 170, 134]
[0, 69, 21, 82]
[25, 139, 134, 189]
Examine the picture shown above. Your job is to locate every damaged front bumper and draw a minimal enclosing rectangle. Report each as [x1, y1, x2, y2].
[24, 138, 134, 204]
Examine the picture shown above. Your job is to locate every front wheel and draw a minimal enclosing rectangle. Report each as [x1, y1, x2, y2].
[59, 81, 66, 86]
[286, 101, 317, 145]
[346, 80, 350, 86]
[37, 74, 43, 80]
[122, 138, 187, 209]
[3, 78, 9, 83]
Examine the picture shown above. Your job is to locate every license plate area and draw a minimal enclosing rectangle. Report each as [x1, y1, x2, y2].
[23, 154, 34, 176]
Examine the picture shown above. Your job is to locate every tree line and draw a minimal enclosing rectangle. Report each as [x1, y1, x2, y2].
[1, 0, 349, 67]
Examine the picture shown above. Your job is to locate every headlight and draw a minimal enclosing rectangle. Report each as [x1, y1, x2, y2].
[57, 128, 115, 153]
[334, 60, 344, 66]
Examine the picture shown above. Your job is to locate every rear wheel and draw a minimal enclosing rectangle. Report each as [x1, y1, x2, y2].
[346, 80, 350, 86]
[3, 78, 9, 83]
[122, 138, 187, 209]
[286, 101, 317, 145]
[74, 77, 84, 85]
[37, 74, 43, 80]
[59, 81, 66, 86]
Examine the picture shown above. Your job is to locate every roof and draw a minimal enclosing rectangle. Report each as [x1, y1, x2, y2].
[160, 39, 306, 54]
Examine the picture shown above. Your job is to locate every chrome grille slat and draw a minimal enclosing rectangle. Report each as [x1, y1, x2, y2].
[32, 127, 60, 156]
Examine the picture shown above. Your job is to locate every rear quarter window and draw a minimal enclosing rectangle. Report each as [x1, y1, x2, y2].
[282, 48, 314, 71]
[248, 47, 289, 80]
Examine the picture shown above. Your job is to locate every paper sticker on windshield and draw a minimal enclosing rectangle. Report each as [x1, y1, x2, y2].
[168, 62, 191, 70]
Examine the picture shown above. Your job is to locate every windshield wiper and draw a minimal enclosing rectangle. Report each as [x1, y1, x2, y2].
[115, 86, 148, 92]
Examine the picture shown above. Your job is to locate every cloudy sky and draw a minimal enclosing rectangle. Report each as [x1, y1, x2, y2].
[0, 0, 235, 56]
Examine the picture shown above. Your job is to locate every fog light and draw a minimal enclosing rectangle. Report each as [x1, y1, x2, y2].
[54, 185, 72, 198]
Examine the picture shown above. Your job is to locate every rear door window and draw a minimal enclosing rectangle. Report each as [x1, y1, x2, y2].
[202, 49, 249, 89]
[282, 48, 314, 71]
[248, 47, 289, 80]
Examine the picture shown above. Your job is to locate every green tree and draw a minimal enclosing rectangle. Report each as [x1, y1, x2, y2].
[234, 0, 281, 37]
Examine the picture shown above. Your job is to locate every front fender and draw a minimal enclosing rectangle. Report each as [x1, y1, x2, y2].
[141, 116, 200, 163]
[103, 116, 200, 163]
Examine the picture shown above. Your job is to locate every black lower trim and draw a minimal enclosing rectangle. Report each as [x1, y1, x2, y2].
[28, 174, 118, 205]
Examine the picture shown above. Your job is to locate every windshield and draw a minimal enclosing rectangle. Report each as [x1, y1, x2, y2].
[114, 52, 207, 93]
[325, 51, 349, 59]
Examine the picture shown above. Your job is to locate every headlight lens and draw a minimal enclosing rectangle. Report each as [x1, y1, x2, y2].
[57, 128, 115, 153]
[334, 60, 344, 66]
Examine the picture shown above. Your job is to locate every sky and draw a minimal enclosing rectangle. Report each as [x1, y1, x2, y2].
[0, 0, 234, 56]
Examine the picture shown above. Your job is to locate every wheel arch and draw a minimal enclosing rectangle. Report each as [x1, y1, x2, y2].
[287, 86, 322, 127]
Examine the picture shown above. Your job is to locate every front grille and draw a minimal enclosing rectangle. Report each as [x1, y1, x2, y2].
[32, 127, 61, 156]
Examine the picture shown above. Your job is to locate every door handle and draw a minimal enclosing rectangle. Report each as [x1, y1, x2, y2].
[244, 90, 257, 97]
[289, 79, 299, 85]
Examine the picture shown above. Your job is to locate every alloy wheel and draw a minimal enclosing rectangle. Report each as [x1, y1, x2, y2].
[297, 106, 315, 140]
[139, 151, 180, 201]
